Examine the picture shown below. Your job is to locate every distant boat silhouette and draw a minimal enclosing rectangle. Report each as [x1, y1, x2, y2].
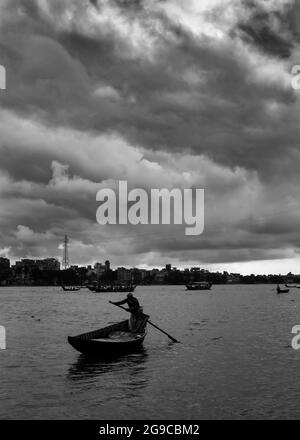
[87, 284, 136, 293]
[186, 282, 212, 291]
[277, 285, 289, 294]
[61, 286, 80, 292]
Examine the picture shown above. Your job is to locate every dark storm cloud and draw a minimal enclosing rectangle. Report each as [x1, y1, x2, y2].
[0, 0, 300, 270]
[233, 0, 295, 58]
[0, 0, 295, 173]
[90, 0, 146, 10]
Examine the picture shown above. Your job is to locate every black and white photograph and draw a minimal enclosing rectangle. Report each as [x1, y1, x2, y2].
[1, 0, 300, 426]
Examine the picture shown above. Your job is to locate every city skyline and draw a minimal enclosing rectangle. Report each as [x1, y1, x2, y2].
[1, 256, 298, 287]
[1, 254, 300, 277]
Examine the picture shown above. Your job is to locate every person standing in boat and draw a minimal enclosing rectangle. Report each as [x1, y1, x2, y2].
[110, 293, 145, 333]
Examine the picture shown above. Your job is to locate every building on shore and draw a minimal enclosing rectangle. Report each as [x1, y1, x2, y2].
[117, 267, 132, 284]
[36, 258, 60, 271]
[0, 257, 10, 271]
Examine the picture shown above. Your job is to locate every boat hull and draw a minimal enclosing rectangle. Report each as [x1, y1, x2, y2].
[186, 283, 212, 291]
[68, 318, 148, 356]
[94, 285, 136, 293]
[68, 334, 146, 355]
[277, 289, 289, 294]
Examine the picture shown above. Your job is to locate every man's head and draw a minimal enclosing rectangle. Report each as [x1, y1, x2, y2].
[127, 292, 133, 298]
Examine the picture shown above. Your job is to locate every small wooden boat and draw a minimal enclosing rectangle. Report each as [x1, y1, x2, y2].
[68, 316, 148, 356]
[285, 284, 300, 289]
[186, 282, 212, 291]
[277, 285, 289, 294]
[62, 286, 81, 292]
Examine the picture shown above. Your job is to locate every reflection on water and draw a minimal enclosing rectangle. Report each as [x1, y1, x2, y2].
[66, 348, 150, 404]
[67, 348, 148, 381]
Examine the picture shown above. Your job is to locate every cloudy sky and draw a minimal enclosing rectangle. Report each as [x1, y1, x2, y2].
[0, 0, 300, 274]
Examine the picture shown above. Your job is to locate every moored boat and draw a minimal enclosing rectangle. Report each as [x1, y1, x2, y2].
[62, 286, 81, 292]
[277, 285, 289, 294]
[186, 282, 212, 291]
[94, 284, 136, 293]
[68, 315, 149, 356]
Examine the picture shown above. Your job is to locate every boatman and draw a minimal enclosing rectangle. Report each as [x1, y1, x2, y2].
[110, 293, 147, 333]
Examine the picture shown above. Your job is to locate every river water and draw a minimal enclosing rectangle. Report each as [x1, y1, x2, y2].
[0, 285, 299, 419]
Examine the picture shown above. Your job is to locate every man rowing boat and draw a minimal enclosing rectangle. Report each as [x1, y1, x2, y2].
[110, 293, 146, 333]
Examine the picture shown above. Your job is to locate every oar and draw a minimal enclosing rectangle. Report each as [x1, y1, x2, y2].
[109, 301, 180, 343]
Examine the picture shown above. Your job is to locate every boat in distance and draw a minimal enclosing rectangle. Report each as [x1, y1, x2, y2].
[87, 284, 136, 293]
[62, 286, 81, 292]
[186, 281, 212, 291]
[277, 285, 289, 294]
[68, 318, 148, 356]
